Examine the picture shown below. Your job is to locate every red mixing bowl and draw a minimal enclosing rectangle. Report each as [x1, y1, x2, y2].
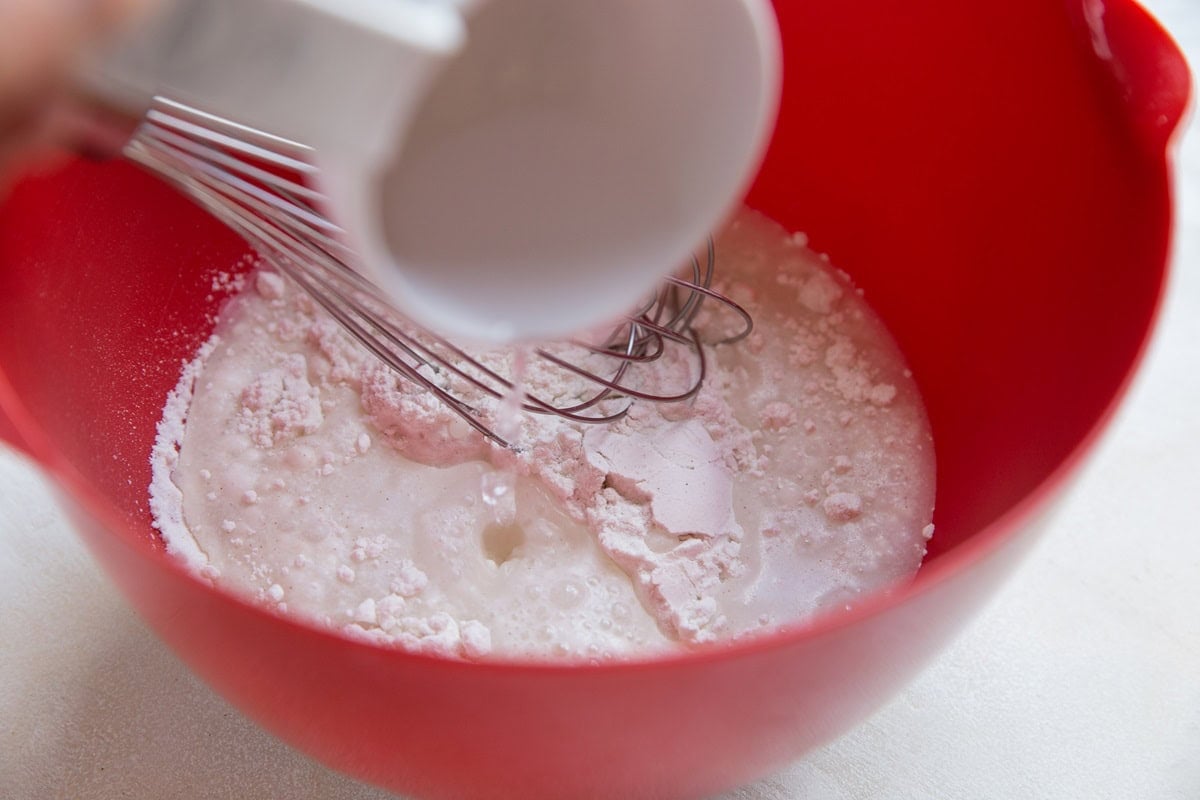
[0, 1, 1189, 798]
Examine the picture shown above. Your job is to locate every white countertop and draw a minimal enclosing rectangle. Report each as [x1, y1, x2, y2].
[3, 2, 1199, 798]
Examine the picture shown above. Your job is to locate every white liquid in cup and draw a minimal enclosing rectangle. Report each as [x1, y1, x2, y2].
[341, 0, 782, 341]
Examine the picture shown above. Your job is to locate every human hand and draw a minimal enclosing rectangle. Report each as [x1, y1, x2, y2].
[0, 0, 155, 181]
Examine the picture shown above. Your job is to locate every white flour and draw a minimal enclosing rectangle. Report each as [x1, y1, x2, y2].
[150, 209, 936, 661]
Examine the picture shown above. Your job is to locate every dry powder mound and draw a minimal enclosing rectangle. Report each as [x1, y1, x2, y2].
[149, 209, 936, 662]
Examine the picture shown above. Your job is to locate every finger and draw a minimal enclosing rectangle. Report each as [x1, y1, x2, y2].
[0, 1, 160, 165]
[89, 0, 162, 36]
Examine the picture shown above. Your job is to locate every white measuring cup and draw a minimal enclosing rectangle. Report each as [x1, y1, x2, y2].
[86, 0, 781, 342]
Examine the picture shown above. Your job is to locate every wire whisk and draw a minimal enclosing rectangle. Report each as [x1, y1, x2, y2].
[124, 97, 754, 448]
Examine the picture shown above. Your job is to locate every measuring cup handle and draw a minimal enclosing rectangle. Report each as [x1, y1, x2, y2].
[1075, 0, 1191, 156]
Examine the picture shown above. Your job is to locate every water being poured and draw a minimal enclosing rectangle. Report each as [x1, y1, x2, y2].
[493, 346, 528, 445]
[481, 346, 528, 525]
[481, 470, 516, 526]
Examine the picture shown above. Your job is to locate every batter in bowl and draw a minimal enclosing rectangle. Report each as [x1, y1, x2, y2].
[150, 209, 936, 661]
